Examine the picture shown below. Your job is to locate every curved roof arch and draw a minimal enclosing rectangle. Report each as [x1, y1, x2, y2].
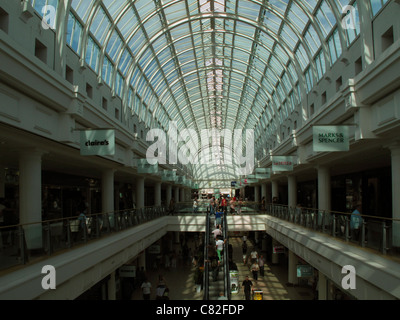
[65, 0, 349, 181]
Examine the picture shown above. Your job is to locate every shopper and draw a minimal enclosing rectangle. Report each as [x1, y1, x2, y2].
[242, 276, 253, 300]
[215, 236, 226, 262]
[350, 204, 363, 242]
[259, 255, 265, 277]
[251, 260, 260, 281]
[193, 197, 198, 214]
[140, 278, 152, 300]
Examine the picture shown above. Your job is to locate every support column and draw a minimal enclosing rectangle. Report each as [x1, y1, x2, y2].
[271, 179, 279, 202]
[136, 177, 145, 209]
[389, 145, 400, 247]
[174, 186, 180, 203]
[107, 271, 116, 300]
[288, 175, 297, 209]
[261, 183, 267, 202]
[155, 181, 161, 206]
[102, 169, 115, 213]
[254, 185, 260, 203]
[271, 239, 279, 264]
[166, 184, 172, 207]
[19, 149, 44, 249]
[288, 250, 298, 285]
[139, 251, 146, 271]
[318, 271, 328, 300]
[180, 188, 185, 203]
[0, 165, 5, 198]
[317, 166, 331, 212]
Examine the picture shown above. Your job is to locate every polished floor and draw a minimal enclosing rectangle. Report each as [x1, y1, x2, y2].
[131, 235, 315, 300]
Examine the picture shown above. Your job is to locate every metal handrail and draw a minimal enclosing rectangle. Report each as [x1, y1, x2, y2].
[265, 203, 399, 256]
[0, 205, 173, 271]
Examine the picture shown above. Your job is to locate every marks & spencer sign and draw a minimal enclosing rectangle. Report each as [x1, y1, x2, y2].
[313, 126, 350, 152]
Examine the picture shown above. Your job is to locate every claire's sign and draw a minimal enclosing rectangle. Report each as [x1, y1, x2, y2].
[80, 130, 115, 156]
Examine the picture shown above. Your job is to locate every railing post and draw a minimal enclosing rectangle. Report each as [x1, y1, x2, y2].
[361, 220, 366, 248]
[382, 221, 387, 255]
[18, 225, 27, 265]
[332, 213, 337, 237]
[345, 216, 350, 242]
[66, 218, 72, 248]
[46, 221, 52, 255]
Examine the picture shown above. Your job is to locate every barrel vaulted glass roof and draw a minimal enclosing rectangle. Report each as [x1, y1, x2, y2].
[34, 0, 370, 183]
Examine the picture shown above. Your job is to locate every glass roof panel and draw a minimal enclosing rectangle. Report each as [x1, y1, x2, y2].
[66, 0, 345, 181]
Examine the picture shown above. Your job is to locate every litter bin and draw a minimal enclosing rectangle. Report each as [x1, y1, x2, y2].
[253, 290, 263, 300]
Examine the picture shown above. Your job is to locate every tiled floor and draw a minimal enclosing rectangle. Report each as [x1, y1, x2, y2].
[131, 235, 315, 301]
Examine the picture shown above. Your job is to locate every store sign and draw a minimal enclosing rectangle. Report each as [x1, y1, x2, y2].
[255, 168, 271, 179]
[119, 265, 136, 278]
[273, 245, 285, 254]
[80, 130, 115, 156]
[176, 175, 186, 185]
[313, 126, 350, 152]
[137, 159, 158, 174]
[272, 156, 294, 172]
[297, 265, 314, 278]
[148, 245, 161, 254]
[161, 170, 176, 182]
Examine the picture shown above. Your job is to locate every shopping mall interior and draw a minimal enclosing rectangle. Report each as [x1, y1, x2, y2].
[0, 0, 399, 301]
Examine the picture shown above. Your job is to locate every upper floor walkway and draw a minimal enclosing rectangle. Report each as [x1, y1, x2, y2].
[0, 203, 399, 299]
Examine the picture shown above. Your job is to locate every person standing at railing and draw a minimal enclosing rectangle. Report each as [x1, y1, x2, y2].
[230, 197, 236, 215]
[209, 196, 216, 216]
[193, 197, 198, 214]
[350, 204, 363, 242]
[261, 197, 266, 211]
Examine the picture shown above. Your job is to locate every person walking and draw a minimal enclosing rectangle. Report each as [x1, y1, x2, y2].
[242, 276, 253, 300]
[259, 255, 265, 277]
[251, 260, 260, 281]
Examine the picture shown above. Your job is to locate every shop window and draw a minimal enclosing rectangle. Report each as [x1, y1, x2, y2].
[86, 83, 93, 99]
[66, 65, 73, 84]
[35, 39, 47, 64]
[102, 97, 108, 110]
[309, 103, 314, 116]
[355, 57, 362, 76]
[381, 26, 394, 52]
[336, 76, 342, 92]
[0, 7, 9, 34]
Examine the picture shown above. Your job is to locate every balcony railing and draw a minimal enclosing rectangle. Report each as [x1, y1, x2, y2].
[265, 204, 399, 257]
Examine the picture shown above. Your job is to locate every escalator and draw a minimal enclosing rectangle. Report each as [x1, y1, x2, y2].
[203, 210, 231, 300]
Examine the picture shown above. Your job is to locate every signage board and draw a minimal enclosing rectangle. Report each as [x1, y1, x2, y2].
[137, 159, 158, 174]
[272, 156, 294, 172]
[313, 125, 350, 152]
[119, 265, 136, 278]
[80, 129, 115, 156]
[297, 265, 314, 278]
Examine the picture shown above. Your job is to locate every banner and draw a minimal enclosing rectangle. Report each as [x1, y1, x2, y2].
[313, 125, 350, 152]
[137, 159, 158, 174]
[80, 129, 115, 156]
[272, 156, 294, 172]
